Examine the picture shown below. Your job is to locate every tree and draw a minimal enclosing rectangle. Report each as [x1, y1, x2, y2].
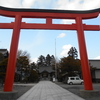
[0, 58, 8, 72]
[0, 58, 8, 84]
[51, 55, 55, 60]
[16, 50, 31, 82]
[59, 56, 81, 76]
[17, 50, 30, 61]
[68, 47, 78, 59]
[45, 54, 51, 66]
[37, 55, 45, 66]
[28, 70, 39, 82]
[17, 56, 30, 81]
[30, 62, 38, 72]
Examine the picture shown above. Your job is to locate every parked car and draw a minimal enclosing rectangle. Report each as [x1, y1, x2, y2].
[67, 77, 84, 85]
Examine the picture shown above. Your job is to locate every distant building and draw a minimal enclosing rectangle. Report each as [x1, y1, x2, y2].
[0, 49, 9, 58]
[38, 65, 55, 81]
[89, 60, 100, 83]
[0, 49, 9, 62]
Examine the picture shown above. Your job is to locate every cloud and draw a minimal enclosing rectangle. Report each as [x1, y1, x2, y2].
[60, 44, 72, 56]
[22, 0, 36, 8]
[57, 33, 66, 38]
[61, 19, 75, 24]
[55, 0, 100, 24]
[0, 0, 36, 8]
[0, 0, 55, 9]
[31, 57, 38, 63]
[0, 0, 22, 8]
[94, 56, 100, 59]
[55, 0, 100, 10]
[82, 0, 100, 10]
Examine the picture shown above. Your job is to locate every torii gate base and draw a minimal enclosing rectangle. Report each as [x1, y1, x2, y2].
[0, 6, 100, 99]
[0, 91, 18, 100]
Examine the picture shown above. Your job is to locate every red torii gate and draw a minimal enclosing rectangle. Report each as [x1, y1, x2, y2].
[0, 6, 100, 92]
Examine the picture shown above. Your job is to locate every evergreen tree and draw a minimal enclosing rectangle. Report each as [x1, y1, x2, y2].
[17, 56, 29, 81]
[30, 62, 38, 71]
[37, 55, 45, 66]
[59, 56, 81, 76]
[68, 47, 78, 59]
[45, 54, 51, 66]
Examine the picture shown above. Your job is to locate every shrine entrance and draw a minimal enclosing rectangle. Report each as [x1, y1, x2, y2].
[0, 6, 100, 92]
[41, 71, 49, 80]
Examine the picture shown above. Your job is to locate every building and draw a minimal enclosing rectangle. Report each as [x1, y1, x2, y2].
[0, 49, 9, 59]
[0, 49, 9, 62]
[38, 65, 55, 81]
[89, 60, 100, 83]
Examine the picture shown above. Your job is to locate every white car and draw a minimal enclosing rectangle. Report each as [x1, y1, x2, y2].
[67, 77, 84, 85]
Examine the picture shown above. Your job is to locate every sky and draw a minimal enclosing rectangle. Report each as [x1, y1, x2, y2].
[0, 0, 100, 63]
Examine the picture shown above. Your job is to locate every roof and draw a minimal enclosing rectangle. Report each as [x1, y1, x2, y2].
[0, 49, 8, 55]
[39, 66, 54, 73]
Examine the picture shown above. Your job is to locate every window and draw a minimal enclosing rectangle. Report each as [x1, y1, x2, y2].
[70, 78, 74, 80]
[76, 78, 80, 80]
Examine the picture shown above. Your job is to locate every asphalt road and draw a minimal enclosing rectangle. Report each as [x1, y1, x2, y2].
[55, 82, 100, 100]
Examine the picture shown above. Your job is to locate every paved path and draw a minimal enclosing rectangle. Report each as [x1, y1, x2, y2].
[17, 81, 85, 100]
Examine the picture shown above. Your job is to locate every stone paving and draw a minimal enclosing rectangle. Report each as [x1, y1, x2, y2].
[17, 81, 85, 100]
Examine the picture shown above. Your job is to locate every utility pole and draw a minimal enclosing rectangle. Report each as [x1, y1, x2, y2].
[55, 38, 57, 81]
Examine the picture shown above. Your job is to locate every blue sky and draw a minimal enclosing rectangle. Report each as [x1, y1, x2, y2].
[0, 0, 100, 63]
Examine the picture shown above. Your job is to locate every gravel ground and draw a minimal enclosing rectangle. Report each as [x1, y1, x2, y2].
[55, 82, 100, 100]
[0, 84, 33, 99]
[14, 85, 32, 98]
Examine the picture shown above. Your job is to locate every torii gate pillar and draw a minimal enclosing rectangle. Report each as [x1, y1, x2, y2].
[76, 17, 93, 90]
[4, 15, 22, 91]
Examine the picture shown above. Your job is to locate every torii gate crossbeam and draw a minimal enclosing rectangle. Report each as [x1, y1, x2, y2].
[0, 6, 100, 92]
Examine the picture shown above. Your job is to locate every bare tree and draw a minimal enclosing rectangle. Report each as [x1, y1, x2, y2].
[17, 50, 30, 61]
